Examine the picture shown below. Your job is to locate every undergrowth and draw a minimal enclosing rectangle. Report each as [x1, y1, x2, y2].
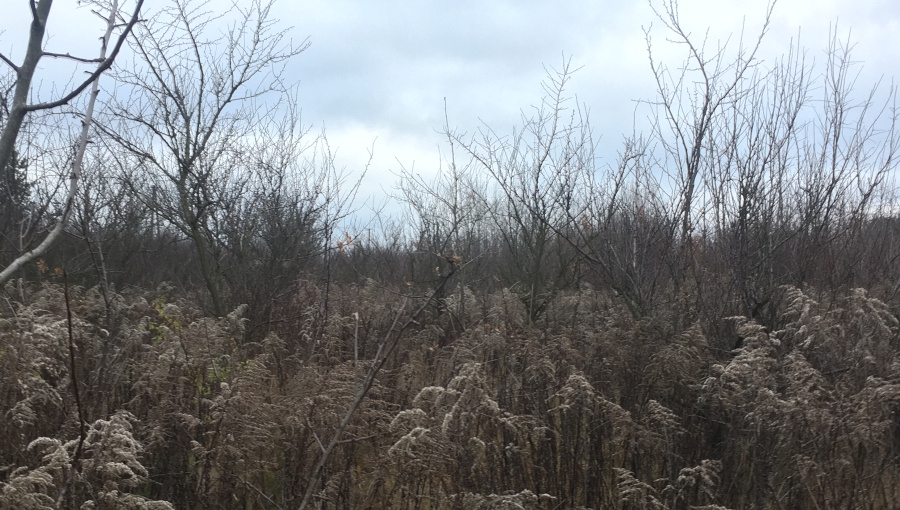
[1, 281, 898, 509]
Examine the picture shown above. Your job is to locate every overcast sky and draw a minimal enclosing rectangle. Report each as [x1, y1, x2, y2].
[3, 0, 900, 215]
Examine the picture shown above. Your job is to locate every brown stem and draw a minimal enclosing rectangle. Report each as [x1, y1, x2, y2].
[59, 269, 87, 509]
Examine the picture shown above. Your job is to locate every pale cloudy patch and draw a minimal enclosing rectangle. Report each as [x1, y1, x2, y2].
[321, 120, 440, 205]
[2, 0, 900, 211]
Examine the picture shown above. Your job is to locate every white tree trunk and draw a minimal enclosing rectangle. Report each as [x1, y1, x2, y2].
[0, 1, 120, 285]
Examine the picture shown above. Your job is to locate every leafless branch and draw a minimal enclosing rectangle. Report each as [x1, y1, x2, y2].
[23, 0, 144, 112]
[41, 51, 103, 64]
[0, 52, 17, 71]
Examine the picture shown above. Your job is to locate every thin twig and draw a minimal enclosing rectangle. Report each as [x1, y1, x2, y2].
[239, 475, 284, 510]
[59, 270, 87, 509]
[0, 52, 18, 71]
[41, 51, 103, 64]
[312, 430, 326, 454]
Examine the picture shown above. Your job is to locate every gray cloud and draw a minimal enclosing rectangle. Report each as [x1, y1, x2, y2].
[3, 0, 900, 210]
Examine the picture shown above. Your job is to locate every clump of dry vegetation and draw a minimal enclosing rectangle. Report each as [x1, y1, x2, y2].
[1, 280, 898, 509]
[3, 0, 900, 508]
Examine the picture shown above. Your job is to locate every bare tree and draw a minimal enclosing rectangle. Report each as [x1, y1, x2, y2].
[457, 61, 593, 322]
[572, 134, 677, 318]
[643, 0, 775, 325]
[100, 0, 308, 316]
[641, 1, 899, 329]
[223, 117, 360, 338]
[0, 0, 143, 286]
[397, 103, 491, 331]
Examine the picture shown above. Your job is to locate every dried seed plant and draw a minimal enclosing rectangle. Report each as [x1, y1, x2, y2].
[2, 1, 900, 507]
[0, 411, 173, 509]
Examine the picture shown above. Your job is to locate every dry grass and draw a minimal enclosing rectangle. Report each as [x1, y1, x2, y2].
[1, 281, 898, 509]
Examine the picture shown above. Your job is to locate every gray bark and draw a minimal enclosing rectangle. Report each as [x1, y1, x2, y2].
[0, 0, 144, 286]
